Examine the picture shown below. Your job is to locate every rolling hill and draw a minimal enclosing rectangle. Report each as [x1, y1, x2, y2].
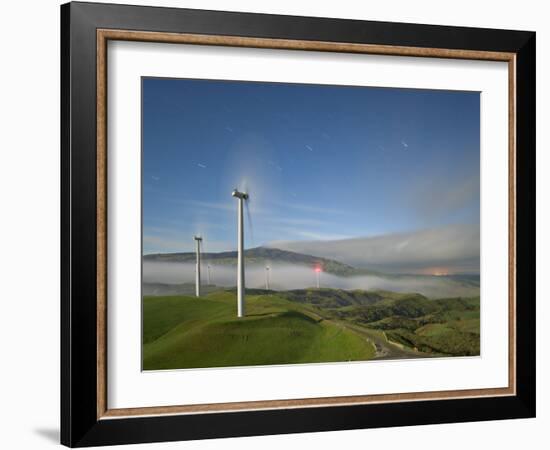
[142, 286, 480, 370]
[143, 290, 376, 370]
[331, 294, 481, 356]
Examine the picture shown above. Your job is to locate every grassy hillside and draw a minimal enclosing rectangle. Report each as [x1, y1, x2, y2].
[273, 288, 480, 356]
[143, 282, 220, 297]
[278, 288, 395, 308]
[336, 295, 480, 356]
[143, 288, 480, 370]
[143, 291, 376, 370]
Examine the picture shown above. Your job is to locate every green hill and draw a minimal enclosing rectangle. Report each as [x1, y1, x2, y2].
[143, 288, 480, 370]
[336, 295, 480, 356]
[278, 288, 426, 309]
[143, 291, 376, 370]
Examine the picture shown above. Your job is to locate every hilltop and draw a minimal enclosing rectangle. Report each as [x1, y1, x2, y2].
[142, 290, 377, 370]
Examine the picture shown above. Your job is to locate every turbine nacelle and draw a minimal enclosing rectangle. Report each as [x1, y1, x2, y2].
[232, 189, 249, 200]
[194, 235, 203, 242]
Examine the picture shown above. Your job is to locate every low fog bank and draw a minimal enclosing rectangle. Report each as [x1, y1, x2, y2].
[143, 261, 479, 299]
[267, 224, 480, 274]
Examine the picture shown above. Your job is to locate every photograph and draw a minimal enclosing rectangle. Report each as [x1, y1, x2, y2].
[141, 77, 481, 371]
[55, 2, 537, 446]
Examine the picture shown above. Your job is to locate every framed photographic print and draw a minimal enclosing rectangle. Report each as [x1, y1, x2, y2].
[61, 2, 536, 447]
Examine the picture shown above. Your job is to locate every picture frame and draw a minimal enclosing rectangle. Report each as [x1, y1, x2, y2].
[61, 1, 536, 447]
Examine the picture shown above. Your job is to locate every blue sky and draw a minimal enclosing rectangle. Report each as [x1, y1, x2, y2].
[142, 77, 480, 270]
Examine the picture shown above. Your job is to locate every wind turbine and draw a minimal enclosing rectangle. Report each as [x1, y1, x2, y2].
[265, 266, 270, 290]
[232, 189, 249, 317]
[207, 264, 212, 286]
[194, 236, 202, 297]
[315, 266, 321, 289]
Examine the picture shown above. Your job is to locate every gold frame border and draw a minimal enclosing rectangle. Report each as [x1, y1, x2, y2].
[96, 29, 517, 420]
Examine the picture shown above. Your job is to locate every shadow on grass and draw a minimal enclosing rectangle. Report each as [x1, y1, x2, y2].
[243, 312, 277, 318]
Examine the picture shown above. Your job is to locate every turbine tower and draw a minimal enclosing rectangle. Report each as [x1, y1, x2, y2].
[232, 189, 248, 317]
[265, 266, 270, 290]
[315, 266, 321, 289]
[207, 264, 211, 286]
[194, 236, 202, 297]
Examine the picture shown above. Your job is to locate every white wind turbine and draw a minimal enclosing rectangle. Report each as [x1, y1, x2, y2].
[265, 266, 270, 290]
[193, 236, 202, 297]
[315, 266, 321, 289]
[232, 188, 249, 318]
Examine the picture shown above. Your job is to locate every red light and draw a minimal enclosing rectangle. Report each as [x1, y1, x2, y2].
[314, 267, 322, 273]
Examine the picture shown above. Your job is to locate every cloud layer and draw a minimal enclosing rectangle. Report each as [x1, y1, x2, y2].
[266, 224, 479, 274]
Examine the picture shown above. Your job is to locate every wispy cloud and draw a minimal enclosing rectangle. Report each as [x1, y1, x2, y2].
[144, 222, 234, 253]
[143, 225, 181, 235]
[151, 175, 160, 181]
[277, 202, 347, 215]
[143, 235, 234, 254]
[143, 235, 186, 252]
[405, 172, 480, 221]
[173, 199, 268, 217]
[267, 160, 283, 171]
[269, 217, 326, 227]
[289, 230, 351, 241]
[197, 163, 207, 169]
[305, 144, 313, 152]
[182, 200, 233, 211]
[401, 140, 408, 148]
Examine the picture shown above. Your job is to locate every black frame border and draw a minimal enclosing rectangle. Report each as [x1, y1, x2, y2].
[61, 2, 536, 447]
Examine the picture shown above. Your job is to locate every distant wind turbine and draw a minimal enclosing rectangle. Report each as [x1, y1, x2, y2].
[232, 189, 249, 317]
[207, 264, 212, 286]
[315, 266, 321, 289]
[194, 236, 202, 297]
[265, 266, 270, 290]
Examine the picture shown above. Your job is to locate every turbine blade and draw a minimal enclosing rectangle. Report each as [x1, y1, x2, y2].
[245, 199, 255, 248]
